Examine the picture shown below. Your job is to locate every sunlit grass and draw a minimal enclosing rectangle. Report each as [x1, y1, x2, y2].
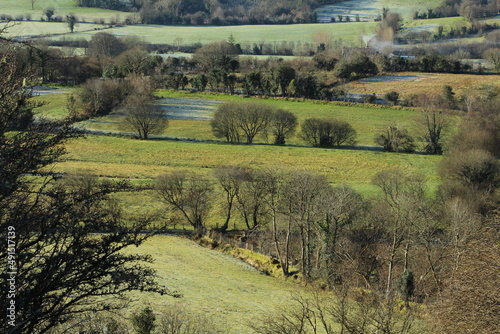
[55, 134, 442, 189]
[342, 72, 500, 99]
[47, 21, 378, 46]
[124, 235, 305, 332]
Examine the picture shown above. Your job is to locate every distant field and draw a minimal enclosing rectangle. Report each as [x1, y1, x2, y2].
[37, 88, 436, 146]
[124, 235, 304, 332]
[3, 21, 106, 39]
[0, 0, 125, 23]
[53, 133, 442, 194]
[42, 21, 377, 46]
[316, 0, 444, 22]
[342, 72, 500, 98]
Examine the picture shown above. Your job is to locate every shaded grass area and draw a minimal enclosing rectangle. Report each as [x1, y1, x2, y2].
[125, 235, 303, 332]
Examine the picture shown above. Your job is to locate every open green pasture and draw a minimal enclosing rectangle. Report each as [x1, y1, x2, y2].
[85, 90, 431, 146]
[55, 134, 442, 193]
[36, 88, 459, 148]
[0, 0, 125, 22]
[124, 235, 307, 332]
[47, 21, 377, 46]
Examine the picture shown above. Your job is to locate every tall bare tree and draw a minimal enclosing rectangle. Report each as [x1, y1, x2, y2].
[269, 109, 297, 145]
[156, 171, 213, 233]
[121, 96, 168, 140]
[213, 166, 249, 231]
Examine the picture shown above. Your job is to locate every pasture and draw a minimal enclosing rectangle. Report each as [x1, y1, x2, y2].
[37, 88, 460, 146]
[44, 21, 378, 46]
[48, 133, 443, 225]
[124, 235, 309, 332]
[36, 88, 447, 224]
[342, 72, 500, 98]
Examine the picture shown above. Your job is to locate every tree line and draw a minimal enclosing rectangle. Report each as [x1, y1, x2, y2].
[77, 0, 319, 25]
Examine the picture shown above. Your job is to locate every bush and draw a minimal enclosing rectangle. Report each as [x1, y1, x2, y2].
[384, 91, 400, 105]
[363, 93, 377, 104]
[131, 307, 156, 334]
[301, 118, 357, 147]
[375, 126, 415, 152]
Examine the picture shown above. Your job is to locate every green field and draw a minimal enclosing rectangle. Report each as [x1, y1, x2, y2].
[38, 89, 440, 146]
[0, 0, 124, 22]
[124, 235, 305, 332]
[35, 88, 447, 225]
[45, 21, 377, 46]
[50, 133, 442, 226]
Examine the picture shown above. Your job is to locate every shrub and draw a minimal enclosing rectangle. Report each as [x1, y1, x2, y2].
[363, 93, 377, 104]
[301, 118, 357, 147]
[384, 91, 400, 105]
[375, 126, 415, 152]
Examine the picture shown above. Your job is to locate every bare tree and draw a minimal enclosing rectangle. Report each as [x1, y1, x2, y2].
[318, 186, 366, 286]
[235, 168, 270, 230]
[192, 41, 239, 72]
[66, 14, 77, 33]
[211, 101, 272, 144]
[372, 169, 426, 301]
[419, 109, 448, 155]
[301, 118, 357, 147]
[213, 166, 249, 231]
[282, 170, 329, 279]
[121, 96, 168, 140]
[434, 212, 499, 334]
[375, 125, 415, 152]
[156, 171, 213, 233]
[116, 47, 153, 76]
[211, 103, 241, 143]
[237, 102, 272, 144]
[43, 7, 55, 21]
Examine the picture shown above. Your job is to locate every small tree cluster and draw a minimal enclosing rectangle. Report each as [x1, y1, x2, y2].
[375, 126, 415, 152]
[301, 117, 357, 147]
[211, 101, 297, 145]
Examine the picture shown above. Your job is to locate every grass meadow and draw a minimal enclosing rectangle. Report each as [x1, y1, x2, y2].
[35, 88, 449, 225]
[45, 21, 378, 46]
[38, 88, 461, 146]
[342, 72, 500, 98]
[50, 133, 442, 226]
[124, 235, 309, 332]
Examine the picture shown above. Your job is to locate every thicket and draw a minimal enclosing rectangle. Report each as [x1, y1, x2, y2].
[413, 0, 499, 21]
[77, 0, 320, 25]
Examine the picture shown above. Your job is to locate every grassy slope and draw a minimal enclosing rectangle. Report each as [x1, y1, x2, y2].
[125, 235, 303, 332]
